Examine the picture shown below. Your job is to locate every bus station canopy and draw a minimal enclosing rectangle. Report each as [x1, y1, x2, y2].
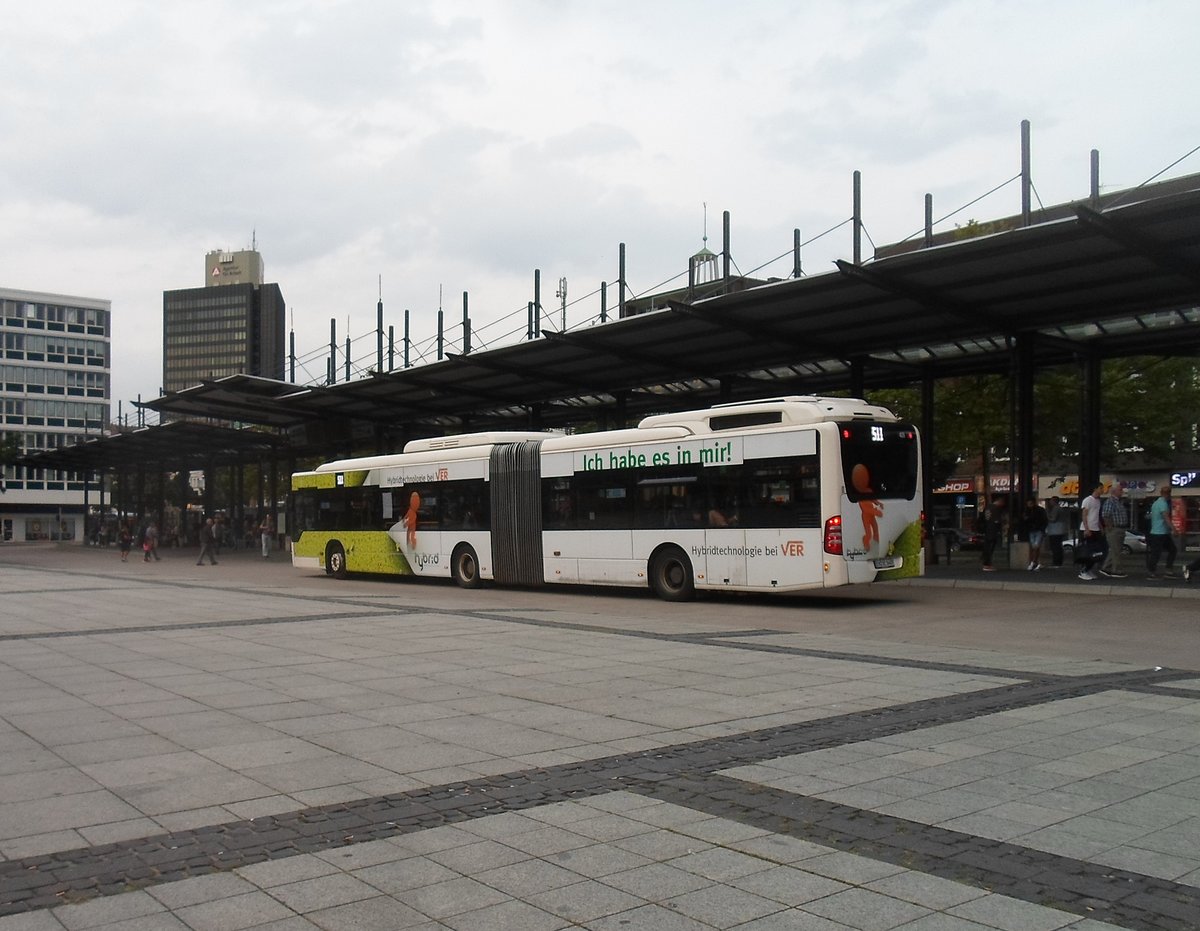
[21, 172, 1200, 475]
[147, 175, 1200, 436]
[18, 421, 281, 474]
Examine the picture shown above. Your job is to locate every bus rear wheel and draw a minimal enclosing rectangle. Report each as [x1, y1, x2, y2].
[326, 542, 347, 579]
[650, 546, 695, 602]
[451, 544, 483, 589]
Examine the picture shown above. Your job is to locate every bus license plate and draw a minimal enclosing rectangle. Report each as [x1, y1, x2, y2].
[874, 556, 900, 570]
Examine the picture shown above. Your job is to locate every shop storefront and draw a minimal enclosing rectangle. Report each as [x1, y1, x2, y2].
[1036, 472, 1199, 549]
[0, 509, 82, 543]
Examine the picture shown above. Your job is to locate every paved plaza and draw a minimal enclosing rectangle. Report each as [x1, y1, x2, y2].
[0, 544, 1197, 930]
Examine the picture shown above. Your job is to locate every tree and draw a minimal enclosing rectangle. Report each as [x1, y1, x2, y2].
[870, 355, 1200, 486]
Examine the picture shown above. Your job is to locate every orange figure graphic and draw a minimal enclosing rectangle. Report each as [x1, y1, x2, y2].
[851, 463, 885, 549]
[404, 491, 420, 549]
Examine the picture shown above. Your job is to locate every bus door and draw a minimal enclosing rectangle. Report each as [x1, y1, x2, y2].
[744, 458, 824, 589]
[702, 492, 747, 587]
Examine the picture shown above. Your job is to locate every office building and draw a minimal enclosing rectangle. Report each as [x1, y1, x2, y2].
[162, 249, 285, 397]
[1, 287, 111, 542]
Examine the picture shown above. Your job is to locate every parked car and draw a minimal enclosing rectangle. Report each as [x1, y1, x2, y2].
[1062, 531, 1146, 558]
[934, 526, 982, 551]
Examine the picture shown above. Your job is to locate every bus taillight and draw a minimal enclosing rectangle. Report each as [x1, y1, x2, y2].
[823, 515, 843, 555]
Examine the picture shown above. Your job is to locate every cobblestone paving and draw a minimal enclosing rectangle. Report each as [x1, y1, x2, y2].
[0, 556, 1197, 930]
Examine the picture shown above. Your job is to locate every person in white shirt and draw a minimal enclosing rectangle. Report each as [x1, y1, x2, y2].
[1077, 484, 1105, 581]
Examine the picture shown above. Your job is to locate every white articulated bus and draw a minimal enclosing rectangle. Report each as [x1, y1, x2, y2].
[290, 396, 924, 600]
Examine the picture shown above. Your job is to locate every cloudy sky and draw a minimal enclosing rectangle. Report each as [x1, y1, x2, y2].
[2, 0, 1198, 415]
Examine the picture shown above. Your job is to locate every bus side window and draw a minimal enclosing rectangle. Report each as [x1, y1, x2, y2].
[544, 479, 576, 530]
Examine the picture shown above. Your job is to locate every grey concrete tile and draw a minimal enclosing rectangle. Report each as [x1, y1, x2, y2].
[0, 829, 86, 859]
[891, 915, 994, 931]
[306, 894, 429, 930]
[267, 873, 381, 913]
[389, 825, 480, 855]
[173, 890, 298, 931]
[798, 851, 907, 885]
[0, 791, 143, 839]
[548, 841, 652, 877]
[76, 817, 163, 846]
[672, 818, 772, 846]
[729, 865, 851, 906]
[120, 772, 275, 817]
[313, 840, 416, 871]
[354, 856, 461, 895]
[498, 825, 592, 857]
[728, 910, 865, 930]
[586, 903, 714, 930]
[801, 887, 930, 930]
[474, 858, 581, 897]
[528, 879, 646, 923]
[427, 839, 530, 874]
[392, 877, 510, 920]
[54, 890, 165, 930]
[1011, 825, 1116, 860]
[147, 872, 258, 909]
[948, 892, 1080, 930]
[78, 751, 226, 790]
[0, 911, 66, 931]
[613, 829, 713, 861]
[555, 812, 656, 843]
[726, 834, 829, 864]
[1126, 817, 1200, 857]
[1092, 843, 1200, 881]
[0, 768, 105, 804]
[237, 853, 343, 888]
[602, 862, 712, 901]
[237, 919, 322, 931]
[59, 915, 191, 931]
[441, 898, 569, 931]
[668, 847, 775, 882]
[663, 884, 784, 927]
[864, 870, 988, 910]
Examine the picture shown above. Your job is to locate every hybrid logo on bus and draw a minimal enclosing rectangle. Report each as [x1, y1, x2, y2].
[413, 552, 441, 569]
[690, 541, 805, 559]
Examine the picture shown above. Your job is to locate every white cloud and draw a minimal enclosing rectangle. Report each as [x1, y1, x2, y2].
[0, 0, 1197, 410]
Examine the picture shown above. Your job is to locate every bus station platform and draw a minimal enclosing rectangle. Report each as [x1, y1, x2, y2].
[0, 544, 1197, 931]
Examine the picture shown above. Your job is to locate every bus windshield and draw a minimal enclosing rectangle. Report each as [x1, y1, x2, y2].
[839, 422, 919, 501]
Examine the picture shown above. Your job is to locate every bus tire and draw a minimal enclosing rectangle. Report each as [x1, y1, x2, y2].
[326, 542, 348, 579]
[649, 545, 695, 602]
[451, 544, 483, 589]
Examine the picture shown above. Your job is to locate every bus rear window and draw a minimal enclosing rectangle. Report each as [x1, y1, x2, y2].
[839, 422, 918, 501]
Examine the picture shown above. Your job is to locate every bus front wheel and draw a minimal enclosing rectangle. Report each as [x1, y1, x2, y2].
[650, 546, 695, 602]
[326, 542, 348, 579]
[451, 544, 483, 589]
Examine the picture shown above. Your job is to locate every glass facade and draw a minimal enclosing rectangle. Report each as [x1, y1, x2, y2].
[162, 282, 285, 395]
[1, 289, 111, 518]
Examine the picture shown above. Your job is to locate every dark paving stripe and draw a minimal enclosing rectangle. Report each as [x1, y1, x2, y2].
[634, 773, 1200, 931]
[0, 666, 1189, 918]
[0, 612, 405, 642]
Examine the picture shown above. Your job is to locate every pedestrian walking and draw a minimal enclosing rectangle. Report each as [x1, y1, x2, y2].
[1146, 485, 1177, 579]
[978, 498, 1003, 572]
[1077, 483, 1106, 581]
[1044, 496, 1068, 567]
[196, 518, 218, 566]
[143, 521, 161, 562]
[259, 514, 274, 558]
[117, 523, 132, 563]
[1099, 484, 1129, 578]
[1022, 498, 1047, 571]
